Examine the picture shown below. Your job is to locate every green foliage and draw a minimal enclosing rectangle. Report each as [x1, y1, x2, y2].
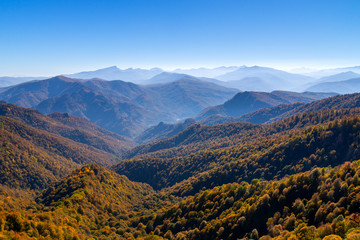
[115, 109, 360, 195]
[3, 96, 360, 239]
[0, 102, 133, 156]
[0, 102, 135, 189]
[0, 164, 173, 239]
[138, 162, 360, 239]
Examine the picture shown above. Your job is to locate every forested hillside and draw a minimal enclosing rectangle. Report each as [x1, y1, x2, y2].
[114, 109, 360, 194]
[0, 102, 133, 155]
[0, 76, 237, 137]
[0, 103, 130, 190]
[2, 93, 360, 239]
[208, 92, 360, 126]
[3, 0, 360, 239]
[0, 164, 169, 239]
[136, 161, 360, 239]
[196, 91, 336, 121]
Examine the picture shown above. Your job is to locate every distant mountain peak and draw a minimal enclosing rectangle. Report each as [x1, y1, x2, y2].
[150, 67, 163, 71]
[196, 90, 335, 121]
[66, 66, 164, 82]
[50, 75, 79, 82]
[104, 65, 119, 70]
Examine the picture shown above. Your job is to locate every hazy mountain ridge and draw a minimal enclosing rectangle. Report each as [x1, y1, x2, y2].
[0, 76, 238, 137]
[317, 71, 360, 83]
[135, 118, 197, 144]
[120, 93, 360, 163]
[306, 77, 360, 94]
[300, 66, 360, 78]
[67, 66, 164, 83]
[172, 66, 239, 78]
[0, 76, 47, 88]
[201, 102, 305, 125]
[196, 90, 336, 121]
[0, 116, 117, 190]
[115, 107, 360, 196]
[145, 78, 238, 119]
[3, 65, 360, 94]
[0, 102, 133, 155]
[215, 66, 315, 91]
[201, 91, 360, 126]
[130, 90, 336, 143]
[266, 92, 360, 122]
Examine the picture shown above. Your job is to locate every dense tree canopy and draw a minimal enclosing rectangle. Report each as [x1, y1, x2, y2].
[2, 96, 360, 239]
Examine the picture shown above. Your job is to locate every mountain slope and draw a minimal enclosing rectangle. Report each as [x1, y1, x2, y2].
[216, 66, 314, 91]
[306, 77, 360, 94]
[144, 72, 194, 84]
[122, 92, 360, 164]
[196, 91, 335, 121]
[0, 164, 158, 239]
[134, 91, 335, 142]
[114, 107, 360, 193]
[3, 97, 360, 239]
[35, 88, 156, 137]
[138, 161, 360, 239]
[38, 164, 153, 208]
[0, 104, 126, 189]
[169, 114, 360, 196]
[203, 91, 360, 126]
[200, 102, 305, 125]
[146, 78, 237, 119]
[0, 102, 133, 155]
[135, 118, 197, 144]
[67, 66, 163, 82]
[0, 120, 79, 189]
[172, 66, 239, 78]
[144, 72, 225, 85]
[124, 121, 259, 160]
[303, 66, 360, 78]
[318, 71, 360, 83]
[0, 76, 81, 108]
[265, 92, 360, 123]
[0, 76, 237, 137]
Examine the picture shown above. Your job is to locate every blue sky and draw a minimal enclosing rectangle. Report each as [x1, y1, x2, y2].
[1, 0, 360, 76]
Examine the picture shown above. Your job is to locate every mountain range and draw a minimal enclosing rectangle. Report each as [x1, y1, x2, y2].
[215, 66, 315, 91]
[66, 66, 164, 83]
[115, 94, 360, 193]
[0, 73, 342, 141]
[0, 102, 133, 190]
[300, 66, 360, 78]
[316, 71, 360, 83]
[2, 84, 360, 238]
[0, 75, 237, 137]
[172, 66, 239, 78]
[306, 77, 360, 94]
[135, 118, 196, 144]
[196, 90, 337, 121]
[4, 65, 360, 94]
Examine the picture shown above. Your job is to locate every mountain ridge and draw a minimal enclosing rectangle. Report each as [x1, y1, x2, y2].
[196, 90, 337, 121]
[0, 76, 237, 137]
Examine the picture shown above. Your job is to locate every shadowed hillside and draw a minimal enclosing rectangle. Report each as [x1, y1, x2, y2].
[196, 91, 336, 121]
[0, 76, 237, 137]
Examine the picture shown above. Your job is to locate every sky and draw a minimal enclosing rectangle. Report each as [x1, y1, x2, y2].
[1, 0, 360, 76]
